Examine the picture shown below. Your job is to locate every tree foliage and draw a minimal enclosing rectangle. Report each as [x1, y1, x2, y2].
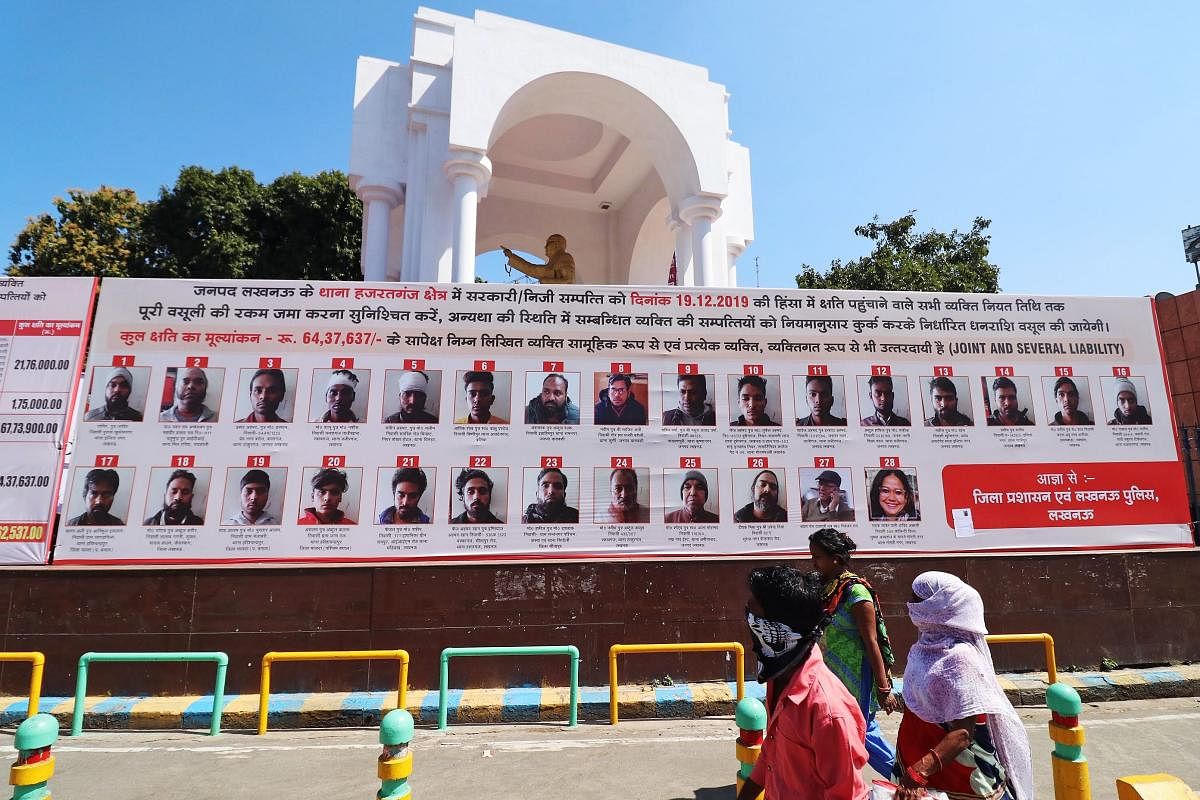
[8, 166, 362, 281]
[795, 214, 1001, 293]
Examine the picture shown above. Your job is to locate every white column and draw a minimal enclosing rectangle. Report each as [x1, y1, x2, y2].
[443, 151, 492, 284]
[400, 121, 427, 282]
[668, 214, 694, 287]
[355, 184, 402, 282]
[679, 196, 724, 288]
[727, 239, 747, 288]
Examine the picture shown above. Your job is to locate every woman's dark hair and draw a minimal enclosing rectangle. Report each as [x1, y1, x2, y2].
[869, 468, 918, 520]
[808, 528, 856, 564]
[747, 565, 825, 633]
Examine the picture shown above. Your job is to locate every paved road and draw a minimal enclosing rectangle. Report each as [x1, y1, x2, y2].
[6, 697, 1199, 798]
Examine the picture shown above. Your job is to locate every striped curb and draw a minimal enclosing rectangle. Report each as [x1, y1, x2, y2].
[3, 666, 1195, 731]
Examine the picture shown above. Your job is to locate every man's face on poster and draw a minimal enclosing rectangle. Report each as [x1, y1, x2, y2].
[462, 477, 492, 520]
[176, 368, 208, 412]
[1056, 383, 1080, 416]
[1117, 390, 1137, 417]
[681, 478, 707, 515]
[870, 380, 894, 415]
[752, 472, 780, 513]
[610, 472, 638, 510]
[995, 386, 1019, 420]
[241, 481, 269, 520]
[164, 477, 194, 513]
[806, 378, 833, 417]
[251, 374, 285, 417]
[393, 481, 424, 522]
[931, 385, 959, 421]
[739, 382, 767, 424]
[817, 479, 838, 504]
[312, 482, 344, 518]
[105, 375, 132, 409]
[678, 377, 706, 416]
[538, 377, 568, 418]
[400, 389, 427, 416]
[536, 471, 566, 512]
[85, 480, 117, 518]
[465, 380, 495, 420]
[608, 379, 630, 411]
[326, 383, 355, 419]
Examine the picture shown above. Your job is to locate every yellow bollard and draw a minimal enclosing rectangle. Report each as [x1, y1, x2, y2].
[1116, 774, 1199, 800]
[1047, 682, 1091, 800]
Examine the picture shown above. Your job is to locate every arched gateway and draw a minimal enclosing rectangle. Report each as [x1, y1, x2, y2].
[349, 8, 754, 287]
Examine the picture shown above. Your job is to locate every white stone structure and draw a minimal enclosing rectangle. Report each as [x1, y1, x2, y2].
[349, 8, 753, 286]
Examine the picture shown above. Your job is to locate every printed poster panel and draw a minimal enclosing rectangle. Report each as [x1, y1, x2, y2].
[0, 276, 98, 563]
[54, 278, 1192, 565]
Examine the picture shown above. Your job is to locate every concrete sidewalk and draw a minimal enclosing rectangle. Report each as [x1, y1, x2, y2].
[5, 663, 1198, 732]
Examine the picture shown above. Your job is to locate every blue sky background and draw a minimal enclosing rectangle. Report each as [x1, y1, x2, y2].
[3, 1, 1198, 296]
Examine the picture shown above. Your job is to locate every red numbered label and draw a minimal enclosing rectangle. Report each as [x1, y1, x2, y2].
[1112, 366, 1131, 377]
[679, 456, 702, 469]
[111, 355, 135, 367]
[747, 456, 769, 469]
[879, 456, 900, 468]
[94, 454, 119, 467]
[542, 361, 564, 372]
[932, 365, 953, 377]
[807, 365, 829, 377]
[1054, 366, 1074, 377]
[395, 455, 419, 467]
[474, 360, 495, 371]
[610, 362, 632, 374]
[610, 456, 633, 469]
[259, 357, 282, 369]
[469, 455, 492, 468]
[994, 366, 1015, 377]
[246, 455, 271, 468]
[871, 365, 891, 376]
[170, 455, 195, 468]
[677, 363, 700, 375]
[322, 455, 346, 468]
[403, 359, 425, 371]
[813, 456, 836, 469]
[540, 456, 562, 468]
[331, 357, 354, 369]
[185, 356, 208, 368]
[742, 364, 764, 376]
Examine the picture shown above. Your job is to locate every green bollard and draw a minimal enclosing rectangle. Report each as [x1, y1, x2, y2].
[734, 697, 766, 800]
[9, 713, 59, 800]
[1047, 682, 1091, 800]
[377, 709, 415, 799]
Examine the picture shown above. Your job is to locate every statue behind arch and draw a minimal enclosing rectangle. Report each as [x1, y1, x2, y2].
[502, 234, 576, 284]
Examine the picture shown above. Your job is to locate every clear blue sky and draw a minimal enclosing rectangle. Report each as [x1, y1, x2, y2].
[4, 1, 1198, 296]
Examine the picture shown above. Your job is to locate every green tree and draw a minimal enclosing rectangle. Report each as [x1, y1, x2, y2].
[8, 166, 363, 281]
[795, 214, 1000, 293]
[8, 187, 148, 277]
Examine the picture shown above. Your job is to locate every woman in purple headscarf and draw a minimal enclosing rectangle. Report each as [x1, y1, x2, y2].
[895, 572, 1033, 800]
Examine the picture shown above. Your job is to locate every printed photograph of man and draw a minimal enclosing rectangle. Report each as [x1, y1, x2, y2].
[221, 468, 283, 526]
[450, 468, 505, 524]
[594, 373, 648, 425]
[382, 370, 440, 424]
[663, 469, 719, 524]
[297, 467, 358, 525]
[1045, 375, 1094, 426]
[453, 370, 510, 425]
[144, 468, 206, 525]
[84, 366, 147, 421]
[377, 467, 433, 524]
[310, 369, 368, 423]
[158, 366, 220, 422]
[859, 375, 911, 426]
[983, 376, 1035, 426]
[235, 368, 295, 423]
[799, 469, 855, 523]
[923, 376, 974, 427]
[729, 374, 781, 426]
[1105, 376, 1152, 425]
[595, 467, 651, 524]
[733, 469, 788, 522]
[521, 466, 580, 524]
[66, 467, 128, 526]
[794, 375, 847, 426]
[662, 373, 716, 426]
[524, 372, 581, 425]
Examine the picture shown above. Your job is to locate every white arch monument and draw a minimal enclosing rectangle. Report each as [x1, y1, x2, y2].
[349, 8, 754, 286]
